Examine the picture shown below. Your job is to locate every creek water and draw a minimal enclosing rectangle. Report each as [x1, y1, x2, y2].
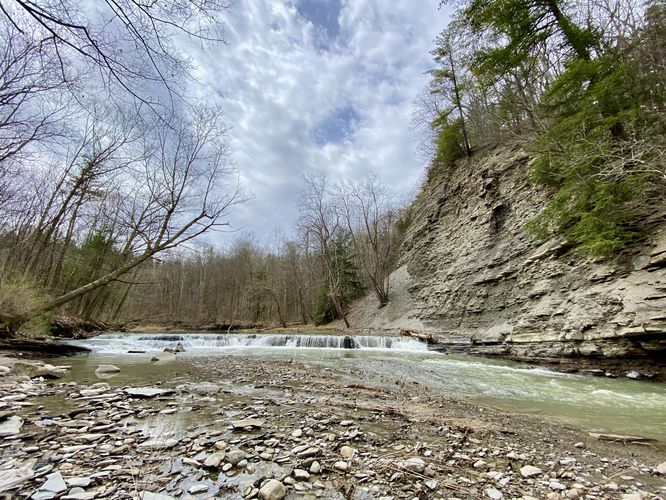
[63, 332, 666, 442]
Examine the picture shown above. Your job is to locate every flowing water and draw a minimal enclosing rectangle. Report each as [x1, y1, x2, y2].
[64, 332, 666, 441]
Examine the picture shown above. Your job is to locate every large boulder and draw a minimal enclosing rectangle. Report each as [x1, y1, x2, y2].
[11, 361, 68, 379]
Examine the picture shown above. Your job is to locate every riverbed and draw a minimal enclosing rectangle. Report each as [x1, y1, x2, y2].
[66, 332, 666, 442]
[1, 332, 665, 499]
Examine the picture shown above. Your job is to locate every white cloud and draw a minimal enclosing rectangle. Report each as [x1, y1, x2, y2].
[192, 0, 451, 241]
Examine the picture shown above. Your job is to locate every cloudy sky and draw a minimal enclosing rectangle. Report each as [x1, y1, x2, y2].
[194, 0, 451, 241]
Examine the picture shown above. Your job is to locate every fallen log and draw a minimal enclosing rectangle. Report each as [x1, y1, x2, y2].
[588, 432, 657, 444]
[399, 328, 433, 343]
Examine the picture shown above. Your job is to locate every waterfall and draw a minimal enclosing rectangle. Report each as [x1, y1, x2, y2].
[86, 333, 430, 353]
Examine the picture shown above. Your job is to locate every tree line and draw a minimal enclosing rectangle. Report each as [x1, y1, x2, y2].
[418, 0, 665, 257]
[0, 0, 409, 333]
[116, 171, 408, 329]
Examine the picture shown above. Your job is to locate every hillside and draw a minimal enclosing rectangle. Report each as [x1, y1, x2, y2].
[348, 145, 666, 369]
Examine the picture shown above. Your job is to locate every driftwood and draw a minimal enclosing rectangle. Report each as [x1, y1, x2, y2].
[399, 328, 433, 343]
[588, 432, 657, 444]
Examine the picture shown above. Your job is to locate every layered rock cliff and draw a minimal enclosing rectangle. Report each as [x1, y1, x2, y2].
[350, 145, 666, 367]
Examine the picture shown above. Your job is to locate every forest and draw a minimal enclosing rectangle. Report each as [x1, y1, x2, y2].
[0, 0, 664, 333]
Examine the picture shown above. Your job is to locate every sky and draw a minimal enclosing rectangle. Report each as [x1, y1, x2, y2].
[193, 0, 451, 242]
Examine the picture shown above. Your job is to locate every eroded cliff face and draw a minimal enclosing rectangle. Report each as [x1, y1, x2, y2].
[350, 145, 666, 363]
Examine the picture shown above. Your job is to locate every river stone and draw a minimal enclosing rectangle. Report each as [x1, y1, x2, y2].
[151, 352, 176, 362]
[204, 452, 225, 468]
[65, 477, 91, 488]
[333, 461, 348, 471]
[12, 361, 67, 379]
[258, 479, 286, 500]
[124, 387, 174, 398]
[0, 415, 23, 437]
[291, 429, 303, 438]
[95, 365, 120, 374]
[188, 484, 208, 494]
[0, 365, 10, 376]
[626, 371, 642, 380]
[309, 461, 321, 474]
[485, 487, 503, 499]
[0, 466, 33, 492]
[293, 469, 310, 481]
[399, 457, 426, 473]
[339, 445, 355, 459]
[520, 465, 543, 478]
[137, 492, 175, 500]
[656, 462, 666, 475]
[231, 418, 264, 429]
[32, 472, 67, 499]
[61, 489, 96, 500]
[225, 449, 246, 466]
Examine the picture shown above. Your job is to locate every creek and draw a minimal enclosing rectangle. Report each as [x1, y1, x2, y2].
[64, 332, 666, 442]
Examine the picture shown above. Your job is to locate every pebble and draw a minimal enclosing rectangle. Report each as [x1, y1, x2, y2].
[339, 445, 355, 459]
[225, 449, 246, 466]
[188, 484, 208, 494]
[656, 461, 666, 475]
[399, 457, 426, 473]
[258, 479, 286, 500]
[294, 469, 310, 481]
[520, 465, 543, 478]
[485, 487, 503, 499]
[309, 461, 321, 474]
[334, 461, 349, 471]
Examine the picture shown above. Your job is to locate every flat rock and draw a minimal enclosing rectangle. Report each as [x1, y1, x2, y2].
[0, 466, 33, 492]
[124, 387, 174, 398]
[520, 465, 543, 478]
[399, 457, 426, 473]
[95, 365, 120, 374]
[32, 472, 67, 499]
[231, 418, 264, 429]
[258, 479, 286, 500]
[137, 492, 175, 500]
[65, 477, 91, 488]
[188, 484, 208, 494]
[12, 361, 68, 379]
[0, 415, 23, 437]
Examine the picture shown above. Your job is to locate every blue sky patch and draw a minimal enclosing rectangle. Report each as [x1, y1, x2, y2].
[296, 0, 342, 49]
[314, 105, 360, 145]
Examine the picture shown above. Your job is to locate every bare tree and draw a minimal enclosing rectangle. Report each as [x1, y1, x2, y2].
[297, 172, 351, 328]
[3, 106, 242, 328]
[337, 175, 402, 307]
[1, 0, 230, 117]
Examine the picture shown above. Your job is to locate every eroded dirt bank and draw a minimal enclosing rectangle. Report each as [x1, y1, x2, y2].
[0, 355, 665, 499]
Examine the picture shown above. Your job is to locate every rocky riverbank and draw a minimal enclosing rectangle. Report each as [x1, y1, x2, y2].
[0, 355, 665, 499]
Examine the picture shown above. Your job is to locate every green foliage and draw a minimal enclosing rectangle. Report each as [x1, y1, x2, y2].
[329, 231, 366, 307]
[312, 284, 335, 326]
[530, 50, 665, 257]
[428, 118, 468, 183]
[0, 274, 47, 333]
[313, 231, 366, 325]
[465, 0, 597, 80]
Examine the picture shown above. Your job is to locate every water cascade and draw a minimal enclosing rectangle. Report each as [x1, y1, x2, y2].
[82, 333, 430, 354]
